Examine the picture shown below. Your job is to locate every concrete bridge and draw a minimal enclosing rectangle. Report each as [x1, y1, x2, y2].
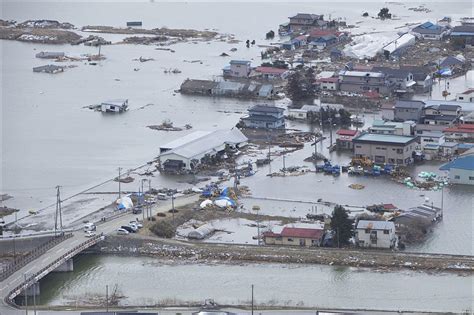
[0, 195, 199, 315]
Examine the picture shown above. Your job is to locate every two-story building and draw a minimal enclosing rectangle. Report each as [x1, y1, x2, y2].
[241, 105, 285, 129]
[443, 124, 474, 142]
[253, 66, 289, 80]
[422, 104, 461, 126]
[224, 60, 251, 78]
[400, 65, 433, 93]
[315, 76, 339, 91]
[394, 100, 425, 122]
[372, 67, 416, 94]
[450, 25, 474, 47]
[352, 133, 419, 165]
[440, 148, 474, 185]
[288, 13, 326, 32]
[355, 220, 396, 249]
[368, 119, 414, 136]
[338, 70, 393, 96]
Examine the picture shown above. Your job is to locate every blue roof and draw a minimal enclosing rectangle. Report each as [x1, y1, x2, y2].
[420, 21, 441, 30]
[230, 60, 251, 65]
[440, 155, 474, 171]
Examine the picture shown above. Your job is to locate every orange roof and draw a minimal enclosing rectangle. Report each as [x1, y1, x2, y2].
[444, 124, 474, 133]
[255, 66, 287, 75]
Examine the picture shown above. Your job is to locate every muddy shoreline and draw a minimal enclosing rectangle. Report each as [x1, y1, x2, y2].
[89, 235, 474, 274]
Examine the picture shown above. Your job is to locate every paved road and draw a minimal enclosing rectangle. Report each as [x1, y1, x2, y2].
[0, 195, 199, 315]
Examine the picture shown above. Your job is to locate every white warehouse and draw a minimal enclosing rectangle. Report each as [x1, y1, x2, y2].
[159, 129, 248, 172]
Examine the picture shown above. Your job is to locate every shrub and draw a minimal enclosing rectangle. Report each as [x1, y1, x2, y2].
[150, 221, 175, 238]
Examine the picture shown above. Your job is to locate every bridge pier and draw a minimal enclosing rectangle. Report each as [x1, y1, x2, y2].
[52, 258, 74, 272]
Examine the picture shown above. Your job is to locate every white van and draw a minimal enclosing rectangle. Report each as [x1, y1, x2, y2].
[84, 223, 96, 232]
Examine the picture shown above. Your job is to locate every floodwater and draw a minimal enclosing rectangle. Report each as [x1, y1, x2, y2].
[2, 1, 474, 311]
[36, 254, 473, 313]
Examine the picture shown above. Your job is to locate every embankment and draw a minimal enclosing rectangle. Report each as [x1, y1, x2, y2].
[90, 235, 474, 274]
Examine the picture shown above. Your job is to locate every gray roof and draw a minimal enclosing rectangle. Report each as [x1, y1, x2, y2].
[439, 56, 464, 67]
[102, 99, 127, 106]
[372, 67, 411, 79]
[242, 115, 281, 123]
[425, 104, 461, 111]
[424, 100, 474, 113]
[160, 129, 248, 160]
[289, 13, 323, 20]
[395, 100, 425, 109]
[451, 25, 474, 34]
[353, 133, 418, 145]
[424, 114, 458, 122]
[356, 220, 394, 230]
[249, 105, 284, 113]
[400, 65, 431, 81]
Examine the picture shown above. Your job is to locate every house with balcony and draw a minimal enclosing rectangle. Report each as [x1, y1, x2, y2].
[368, 119, 414, 136]
[355, 220, 396, 249]
[338, 70, 393, 96]
[224, 60, 252, 78]
[372, 67, 416, 94]
[422, 104, 461, 126]
[241, 105, 285, 129]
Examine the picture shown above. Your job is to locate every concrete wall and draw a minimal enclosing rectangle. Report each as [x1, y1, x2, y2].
[0, 236, 55, 256]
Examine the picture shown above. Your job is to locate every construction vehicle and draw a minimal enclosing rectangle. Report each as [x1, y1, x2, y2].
[351, 156, 373, 167]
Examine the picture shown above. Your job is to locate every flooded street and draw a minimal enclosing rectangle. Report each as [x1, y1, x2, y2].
[36, 254, 473, 313]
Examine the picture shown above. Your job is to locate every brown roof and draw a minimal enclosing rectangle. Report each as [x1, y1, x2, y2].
[281, 227, 324, 239]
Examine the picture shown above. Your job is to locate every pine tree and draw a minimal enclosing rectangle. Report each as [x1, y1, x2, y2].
[330, 205, 353, 247]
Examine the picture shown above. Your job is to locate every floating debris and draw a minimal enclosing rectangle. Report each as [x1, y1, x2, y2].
[349, 183, 365, 190]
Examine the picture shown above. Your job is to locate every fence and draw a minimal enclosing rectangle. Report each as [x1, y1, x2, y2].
[0, 233, 73, 282]
[5, 234, 104, 306]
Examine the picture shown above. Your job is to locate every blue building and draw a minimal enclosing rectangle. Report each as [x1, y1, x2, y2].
[241, 105, 285, 129]
[440, 149, 474, 185]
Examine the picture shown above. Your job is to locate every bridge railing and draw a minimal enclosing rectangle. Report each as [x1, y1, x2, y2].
[0, 233, 73, 282]
[6, 233, 104, 306]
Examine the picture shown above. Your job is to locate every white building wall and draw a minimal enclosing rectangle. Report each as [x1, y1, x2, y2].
[356, 228, 396, 248]
[449, 168, 474, 185]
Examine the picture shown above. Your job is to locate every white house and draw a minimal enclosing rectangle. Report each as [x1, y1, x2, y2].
[440, 148, 474, 185]
[380, 102, 395, 121]
[159, 129, 248, 172]
[355, 220, 397, 249]
[456, 89, 474, 102]
[101, 99, 128, 113]
[227, 60, 251, 78]
[288, 105, 320, 120]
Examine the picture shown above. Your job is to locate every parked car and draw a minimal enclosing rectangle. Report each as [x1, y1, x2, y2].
[85, 230, 96, 238]
[128, 223, 139, 232]
[120, 225, 135, 233]
[157, 193, 168, 200]
[130, 221, 143, 228]
[84, 222, 96, 232]
[117, 228, 129, 235]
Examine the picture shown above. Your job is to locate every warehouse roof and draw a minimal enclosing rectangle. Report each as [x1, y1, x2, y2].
[160, 129, 248, 160]
[352, 133, 418, 145]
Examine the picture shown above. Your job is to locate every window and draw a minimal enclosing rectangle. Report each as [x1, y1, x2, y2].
[470, 177, 474, 181]
[355, 145, 362, 148]
[365, 229, 370, 234]
[287, 238, 294, 242]
[276, 236, 282, 241]
[384, 230, 389, 234]
[396, 159, 404, 164]
[454, 175, 460, 179]
[396, 149, 403, 154]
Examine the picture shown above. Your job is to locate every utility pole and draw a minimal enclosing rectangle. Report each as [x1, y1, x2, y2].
[171, 194, 175, 227]
[251, 284, 254, 315]
[24, 274, 28, 315]
[267, 135, 272, 175]
[117, 167, 122, 199]
[32, 277, 37, 315]
[54, 186, 63, 236]
[106, 285, 109, 312]
[282, 155, 286, 174]
[329, 117, 333, 147]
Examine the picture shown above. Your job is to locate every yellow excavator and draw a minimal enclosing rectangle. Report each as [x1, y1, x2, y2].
[351, 156, 373, 167]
